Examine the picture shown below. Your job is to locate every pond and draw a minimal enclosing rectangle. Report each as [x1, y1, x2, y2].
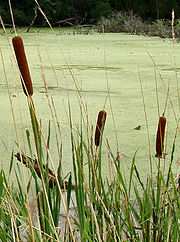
[0, 29, 180, 178]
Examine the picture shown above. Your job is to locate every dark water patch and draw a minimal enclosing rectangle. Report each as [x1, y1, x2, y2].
[161, 67, 180, 72]
[0, 84, 8, 89]
[157, 64, 170, 68]
[38, 86, 121, 96]
[34, 64, 122, 72]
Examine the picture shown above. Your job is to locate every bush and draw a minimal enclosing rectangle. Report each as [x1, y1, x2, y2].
[149, 19, 172, 38]
[175, 19, 180, 40]
[97, 11, 180, 39]
[97, 11, 144, 34]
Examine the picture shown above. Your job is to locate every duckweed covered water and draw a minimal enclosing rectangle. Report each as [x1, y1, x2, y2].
[0, 29, 180, 177]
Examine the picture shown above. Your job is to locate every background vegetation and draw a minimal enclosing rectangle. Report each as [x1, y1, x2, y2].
[0, 0, 180, 26]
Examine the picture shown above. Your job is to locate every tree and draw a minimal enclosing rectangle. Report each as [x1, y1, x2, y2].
[0, 0, 180, 26]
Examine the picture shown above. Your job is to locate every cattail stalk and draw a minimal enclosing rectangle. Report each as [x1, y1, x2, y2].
[12, 36, 33, 96]
[155, 115, 166, 158]
[94, 110, 107, 147]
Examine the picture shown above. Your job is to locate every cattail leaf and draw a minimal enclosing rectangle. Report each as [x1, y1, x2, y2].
[26, 176, 32, 194]
[57, 144, 62, 183]
[12, 36, 33, 96]
[46, 120, 51, 163]
[128, 149, 138, 196]
[94, 110, 107, 147]
[0, 171, 4, 199]
[67, 173, 72, 209]
[8, 151, 14, 176]
[25, 129, 33, 156]
[155, 115, 166, 158]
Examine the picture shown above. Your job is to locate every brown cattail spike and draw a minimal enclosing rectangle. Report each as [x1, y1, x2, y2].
[15, 152, 76, 190]
[95, 110, 107, 147]
[12, 36, 33, 96]
[155, 115, 166, 158]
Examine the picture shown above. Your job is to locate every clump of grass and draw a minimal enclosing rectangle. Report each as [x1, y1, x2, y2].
[11, 35, 75, 241]
[68, 106, 180, 241]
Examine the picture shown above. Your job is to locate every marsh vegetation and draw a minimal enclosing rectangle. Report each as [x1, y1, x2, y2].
[0, 24, 180, 241]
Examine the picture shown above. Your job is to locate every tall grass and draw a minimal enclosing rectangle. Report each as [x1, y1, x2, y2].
[0, 30, 180, 242]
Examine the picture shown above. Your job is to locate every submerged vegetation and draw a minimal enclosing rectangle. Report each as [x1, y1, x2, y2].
[0, 31, 180, 241]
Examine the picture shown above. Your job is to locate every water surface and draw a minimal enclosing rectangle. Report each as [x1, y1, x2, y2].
[0, 30, 180, 177]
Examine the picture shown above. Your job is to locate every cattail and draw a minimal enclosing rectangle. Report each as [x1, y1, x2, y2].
[15, 152, 76, 190]
[12, 36, 33, 96]
[94, 110, 107, 147]
[155, 115, 166, 158]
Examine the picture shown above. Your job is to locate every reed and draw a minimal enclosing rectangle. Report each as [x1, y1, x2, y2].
[12, 36, 33, 96]
[12, 36, 65, 241]
[155, 115, 166, 158]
